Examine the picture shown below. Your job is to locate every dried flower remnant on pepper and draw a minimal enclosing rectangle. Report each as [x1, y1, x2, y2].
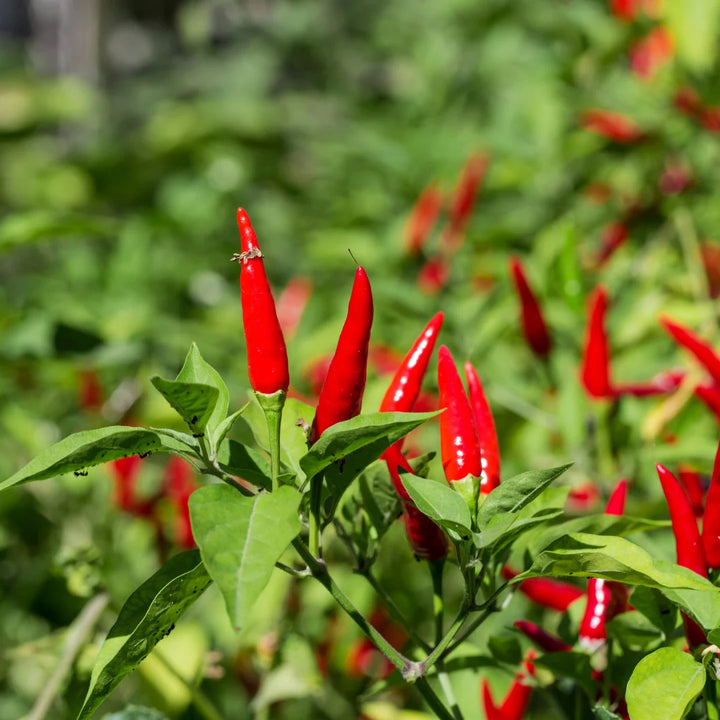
[309, 266, 373, 443]
[236, 208, 289, 396]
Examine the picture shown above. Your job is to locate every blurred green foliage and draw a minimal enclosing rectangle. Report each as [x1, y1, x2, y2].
[3, 0, 720, 718]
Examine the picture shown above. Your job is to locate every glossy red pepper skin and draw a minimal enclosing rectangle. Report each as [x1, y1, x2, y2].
[437, 346, 482, 483]
[678, 465, 705, 518]
[581, 286, 613, 399]
[309, 267, 373, 443]
[508, 256, 552, 358]
[501, 566, 584, 611]
[380, 313, 444, 416]
[464, 362, 500, 493]
[481, 655, 535, 720]
[236, 208, 289, 396]
[514, 620, 572, 653]
[384, 444, 448, 560]
[661, 317, 720, 386]
[703, 440, 720, 569]
[656, 463, 708, 647]
[579, 480, 630, 650]
[404, 183, 444, 255]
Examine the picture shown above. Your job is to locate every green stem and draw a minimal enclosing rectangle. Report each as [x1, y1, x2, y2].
[362, 568, 432, 653]
[309, 476, 322, 557]
[149, 649, 224, 720]
[442, 587, 505, 658]
[292, 537, 412, 675]
[264, 406, 283, 493]
[415, 677, 458, 720]
[430, 559, 445, 645]
[706, 678, 719, 720]
[419, 607, 468, 673]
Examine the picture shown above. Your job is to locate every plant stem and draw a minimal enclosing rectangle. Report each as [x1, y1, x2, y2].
[415, 677, 458, 720]
[420, 607, 468, 672]
[309, 477, 322, 557]
[292, 537, 411, 675]
[26, 592, 110, 720]
[264, 405, 283, 493]
[150, 648, 224, 720]
[430, 558, 445, 644]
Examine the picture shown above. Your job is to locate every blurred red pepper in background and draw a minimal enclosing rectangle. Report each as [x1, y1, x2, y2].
[404, 183, 444, 255]
[581, 109, 645, 144]
[508, 256, 552, 359]
[441, 152, 489, 250]
[276, 276, 312, 340]
[630, 26, 673, 81]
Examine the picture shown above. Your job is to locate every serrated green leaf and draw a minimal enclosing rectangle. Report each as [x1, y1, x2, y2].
[477, 464, 571, 528]
[0, 426, 163, 492]
[626, 647, 705, 720]
[189, 484, 301, 630]
[150, 376, 219, 434]
[523, 532, 720, 631]
[78, 550, 211, 720]
[401, 474, 472, 535]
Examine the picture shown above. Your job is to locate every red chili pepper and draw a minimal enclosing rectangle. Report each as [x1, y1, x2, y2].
[380, 313, 444, 416]
[442, 152, 489, 250]
[613, 369, 685, 397]
[369, 343, 404, 377]
[276, 275, 312, 340]
[673, 86, 701, 117]
[404, 183, 444, 255]
[656, 463, 708, 647]
[580, 286, 613, 399]
[236, 208, 289, 396]
[659, 163, 692, 196]
[109, 455, 144, 513]
[567, 481, 602, 512]
[700, 241, 720, 298]
[464, 362, 500, 493]
[514, 620, 572, 653]
[508, 256, 552, 358]
[501, 566, 584, 611]
[163, 455, 198, 549]
[594, 222, 629, 267]
[661, 317, 720, 386]
[309, 267, 373, 443]
[610, 0, 639, 21]
[678, 464, 705, 518]
[580, 109, 645, 143]
[78, 369, 103, 412]
[481, 655, 535, 720]
[703, 440, 720, 569]
[579, 481, 630, 650]
[702, 107, 720, 133]
[630, 26, 673, 81]
[437, 346, 482, 483]
[695, 381, 720, 422]
[417, 256, 449, 294]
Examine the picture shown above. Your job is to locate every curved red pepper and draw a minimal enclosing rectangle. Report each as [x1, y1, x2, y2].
[580, 286, 613, 399]
[678, 465, 705, 518]
[309, 267, 373, 443]
[437, 346, 482, 483]
[661, 317, 720, 386]
[481, 655, 535, 720]
[380, 313, 444, 416]
[656, 463, 708, 647]
[703, 440, 720, 569]
[579, 480, 630, 650]
[404, 183, 444, 255]
[695, 380, 720, 421]
[514, 620, 572, 653]
[237, 208, 289, 396]
[464, 362, 500, 493]
[501, 566, 584, 611]
[442, 152, 489, 249]
[508, 256, 552, 358]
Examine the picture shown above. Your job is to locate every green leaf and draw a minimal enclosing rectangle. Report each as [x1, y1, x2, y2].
[401, 474, 472, 535]
[606, 612, 662, 651]
[626, 647, 705, 720]
[101, 707, 170, 720]
[212, 405, 249, 449]
[592, 708, 622, 720]
[523, 533, 720, 631]
[630, 586, 678, 637]
[664, 0, 720, 73]
[477, 464, 571, 528]
[216, 440, 271, 490]
[0, 426, 163, 492]
[150, 376, 219, 435]
[78, 550, 211, 720]
[301, 411, 439, 483]
[189, 484, 301, 630]
[534, 651, 595, 698]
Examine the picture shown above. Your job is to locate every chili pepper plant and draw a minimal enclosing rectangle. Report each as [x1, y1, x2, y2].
[5, 207, 720, 720]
